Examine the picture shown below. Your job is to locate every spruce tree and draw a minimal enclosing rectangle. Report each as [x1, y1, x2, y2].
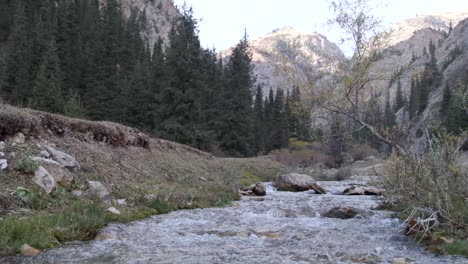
[31, 38, 65, 113]
[217, 32, 255, 156]
[253, 85, 265, 154]
[394, 77, 405, 112]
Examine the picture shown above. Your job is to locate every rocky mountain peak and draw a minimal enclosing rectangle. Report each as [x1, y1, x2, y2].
[222, 27, 346, 93]
[386, 11, 468, 47]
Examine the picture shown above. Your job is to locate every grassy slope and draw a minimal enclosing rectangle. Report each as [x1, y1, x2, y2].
[0, 104, 286, 255]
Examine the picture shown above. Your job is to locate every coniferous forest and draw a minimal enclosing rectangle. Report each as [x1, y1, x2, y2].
[0, 0, 300, 157]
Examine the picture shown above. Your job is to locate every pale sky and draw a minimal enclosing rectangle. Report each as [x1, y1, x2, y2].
[172, 0, 468, 55]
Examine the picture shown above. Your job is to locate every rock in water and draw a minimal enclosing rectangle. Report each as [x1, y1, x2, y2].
[32, 167, 57, 194]
[240, 182, 267, 196]
[276, 173, 326, 193]
[20, 244, 41, 256]
[44, 146, 81, 171]
[324, 207, 360, 219]
[343, 186, 384, 196]
[88, 181, 111, 205]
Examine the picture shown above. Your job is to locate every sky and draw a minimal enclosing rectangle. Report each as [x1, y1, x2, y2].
[172, 0, 468, 55]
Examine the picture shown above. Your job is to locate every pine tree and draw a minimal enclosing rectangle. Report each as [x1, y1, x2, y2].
[270, 88, 289, 149]
[217, 31, 255, 156]
[384, 89, 395, 127]
[31, 38, 64, 113]
[394, 77, 405, 112]
[3, 1, 32, 105]
[264, 88, 275, 152]
[440, 82, 451, 119]
[409, 76, 420, 119]
[253, 85, 265, 154]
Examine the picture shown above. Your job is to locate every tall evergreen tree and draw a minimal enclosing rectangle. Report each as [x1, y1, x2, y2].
[217, 32, 255, 156]
[31, 38, 64, 113]
[394, 77, 405, 112]
[253, 85, 265, 154]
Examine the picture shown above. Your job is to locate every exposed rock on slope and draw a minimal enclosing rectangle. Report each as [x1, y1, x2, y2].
[100, 0, 180, 48]
[222, 27, 347, 94]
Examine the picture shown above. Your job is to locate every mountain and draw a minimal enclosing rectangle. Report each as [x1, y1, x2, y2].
[386, 11, 468, 47]
[221, 27, 347, 94]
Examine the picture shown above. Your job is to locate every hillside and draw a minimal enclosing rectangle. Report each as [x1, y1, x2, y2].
[0, 104, 285, 255]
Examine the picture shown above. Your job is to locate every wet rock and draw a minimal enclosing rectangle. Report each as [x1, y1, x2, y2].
[32, 166, 57, 194]
[346, 254, 381, 264]
[392, 257, 414, 264]
[88, 181, 111, 205]
[229, 201, 240, 207]
[240, 182, 266, 196]
[95, 232, 113, 241]
[32, 157, 74, 189]
[0, 159, 8, 170]
[44, 146, 81, 171]
[12, 133, 25, 144]
[107, 207, 121, 215]
[343, 186, 384, 196]
[324, 207, 361, 219]
[276, 173, 326, 193]
[20, 244, 41, 256]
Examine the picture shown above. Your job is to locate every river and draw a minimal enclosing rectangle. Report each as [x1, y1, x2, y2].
[3, 178, 467, 264]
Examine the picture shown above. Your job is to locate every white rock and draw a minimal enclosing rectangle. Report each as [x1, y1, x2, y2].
[40, 150, 50, 158]
[12, 132, 25, 144]
[107, 207, 121, 215]
[71, 190, 84, 197]
[88, 181, 111, 205]
[0, 159, 7, 170]
[32, 157, 62, 167]
[44, 146, 81, 171]
[32, 167, 57, 194]
[117, 199, 127, 206]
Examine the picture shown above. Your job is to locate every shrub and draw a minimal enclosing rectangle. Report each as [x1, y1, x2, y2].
[333, 166, 352, 181]
[15, 156, 40, 175]
[382, 132, 468, 240]
[271, 148, 336, 168]
[349, 144, 380, 161]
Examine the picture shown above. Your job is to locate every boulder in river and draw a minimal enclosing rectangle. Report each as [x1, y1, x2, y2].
[276, 173, 326, 193]
[324, 207, 361, 219]
[343, 186, 384, 196]
[240, 182, 266, 196]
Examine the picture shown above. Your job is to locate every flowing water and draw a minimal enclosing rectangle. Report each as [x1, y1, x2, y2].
[3, 178, 467, 264]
